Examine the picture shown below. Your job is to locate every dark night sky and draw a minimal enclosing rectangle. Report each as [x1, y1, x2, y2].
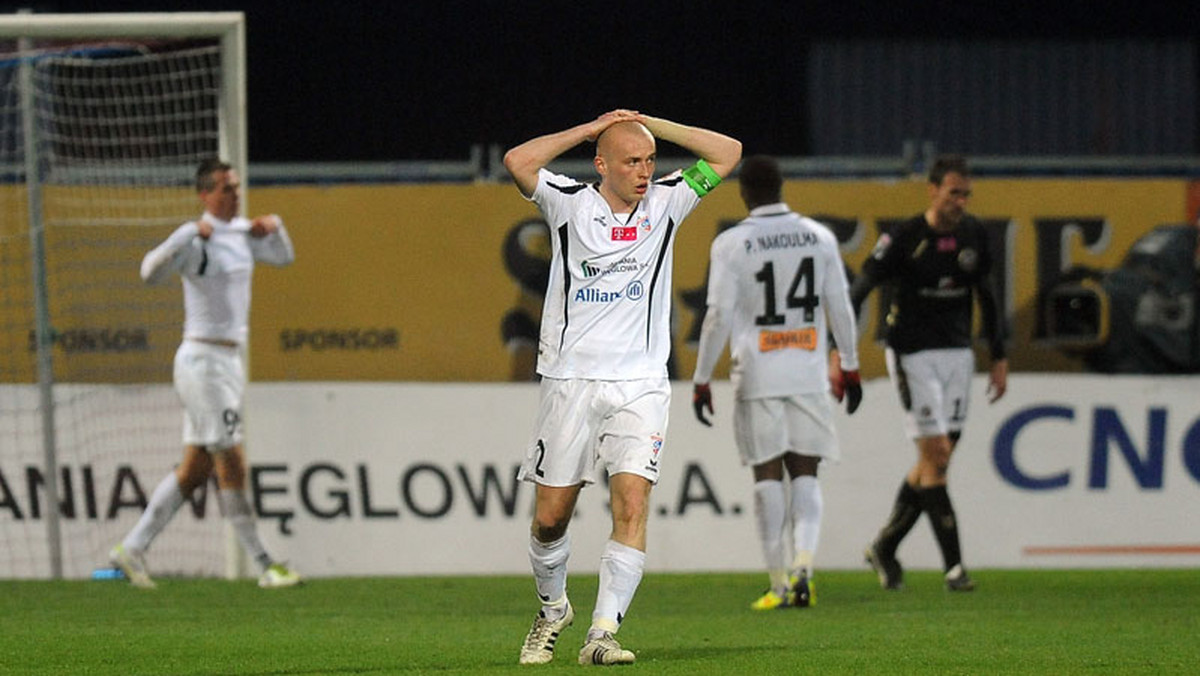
[7, 0, 1199, 161]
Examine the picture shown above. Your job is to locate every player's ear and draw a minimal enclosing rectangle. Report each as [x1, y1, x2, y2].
[593, 154, 606, 177]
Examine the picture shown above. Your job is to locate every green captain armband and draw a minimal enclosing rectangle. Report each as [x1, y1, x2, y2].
[682, 159, 722, 197]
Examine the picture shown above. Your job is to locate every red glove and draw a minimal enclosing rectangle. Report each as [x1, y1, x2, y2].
[692, 383, 713, 427]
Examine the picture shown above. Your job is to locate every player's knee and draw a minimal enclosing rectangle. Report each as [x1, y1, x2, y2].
[610, 495, 650, 535]
[785, 453, 819, 478]
[532, 519, 569, 543]
[531, 507, 572, 541]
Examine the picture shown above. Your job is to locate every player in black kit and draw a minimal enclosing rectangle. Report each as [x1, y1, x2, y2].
[851, 155, 1007, 592]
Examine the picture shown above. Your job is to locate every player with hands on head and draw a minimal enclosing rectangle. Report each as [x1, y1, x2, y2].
[109, 159, 301, 590]
[691, 155, 860, 610]
[505, 110, 740, 665]
[853, 154, 1007, 593]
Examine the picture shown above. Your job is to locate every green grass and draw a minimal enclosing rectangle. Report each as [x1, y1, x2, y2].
[1, 570, 1197, 675]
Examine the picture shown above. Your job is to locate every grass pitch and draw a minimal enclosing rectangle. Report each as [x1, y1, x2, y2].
[1, 569, 1196, 674]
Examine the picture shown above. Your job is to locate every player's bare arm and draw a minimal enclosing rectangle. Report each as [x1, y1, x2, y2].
[988, 358, 1009, 403]
[503, 110, 639, 197]
[635, 114, 742, 178]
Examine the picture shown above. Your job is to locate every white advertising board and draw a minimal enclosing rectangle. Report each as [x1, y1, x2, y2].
[3, 375, 1198, 578]
[243, 376, 1200, 576]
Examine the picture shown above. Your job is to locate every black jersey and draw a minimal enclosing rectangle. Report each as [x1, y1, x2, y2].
[850, 214, 1005, 359]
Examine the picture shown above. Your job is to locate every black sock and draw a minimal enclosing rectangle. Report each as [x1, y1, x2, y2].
[918, 485, 962, 572]
[875, 481, 922, 558]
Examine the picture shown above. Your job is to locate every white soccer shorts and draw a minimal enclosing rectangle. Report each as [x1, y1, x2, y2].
[885, 347, 974, 440]
[733, 392, 840, 467]
[173, 340, 245, 451]
[519, 376, 670, 487]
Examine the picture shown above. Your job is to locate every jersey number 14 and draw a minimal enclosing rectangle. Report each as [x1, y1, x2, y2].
[754, 258, 818, 326]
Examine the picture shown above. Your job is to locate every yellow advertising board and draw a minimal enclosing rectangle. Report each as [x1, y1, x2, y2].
[244, 177, 1192, 382]
[2, 178, 1193, 383]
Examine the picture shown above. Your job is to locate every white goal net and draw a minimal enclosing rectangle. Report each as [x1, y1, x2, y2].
[0, 13, 246, 579]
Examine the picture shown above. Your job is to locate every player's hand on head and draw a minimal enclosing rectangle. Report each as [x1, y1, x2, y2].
[839, 369, 862, 415]
[587, 109, 639, 141]
[692, 382, 713, 427]
[196, 220, 214, 239]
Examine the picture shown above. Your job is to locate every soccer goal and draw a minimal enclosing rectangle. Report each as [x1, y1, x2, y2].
[0, 12, 246, 579]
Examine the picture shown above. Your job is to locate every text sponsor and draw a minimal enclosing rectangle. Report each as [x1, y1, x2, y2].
[579, 257, 647, 279]
[575, 288, 623, 303]
[758, 327, 818, 352]
[0, 460, 741, 535]
[279, 328, 400, 352]
[612, 226, 637, 241]
[992, 405, 1200, 489]
[28, 328, 150, 353]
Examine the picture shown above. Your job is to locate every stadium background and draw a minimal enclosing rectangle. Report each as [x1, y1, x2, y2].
[3, 4, 1200, 580]
[5, 1, 1199, 383]
[7, 0, 1198, 162]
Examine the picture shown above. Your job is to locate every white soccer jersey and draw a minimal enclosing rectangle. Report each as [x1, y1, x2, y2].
[530, 168, 703, 380]
[693, 203, 858, 399]
[141, 212, 295, 345]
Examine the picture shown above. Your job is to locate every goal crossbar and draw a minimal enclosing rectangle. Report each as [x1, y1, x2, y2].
[0, 12, 243, 39]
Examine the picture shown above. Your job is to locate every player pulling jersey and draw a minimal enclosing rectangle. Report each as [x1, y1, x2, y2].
[530, 167, 703, 380]
[141, 212, 295, 345]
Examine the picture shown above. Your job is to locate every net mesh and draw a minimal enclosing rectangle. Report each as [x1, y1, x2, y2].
[1, 39, 231, 579]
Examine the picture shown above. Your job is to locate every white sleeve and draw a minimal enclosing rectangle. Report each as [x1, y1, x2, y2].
[822, 236, 859, 371]
[692, 237, 735, 384]
[140, 222, 203, 284]
[531, 169, 579, 227]
[250, 219, 295, 266]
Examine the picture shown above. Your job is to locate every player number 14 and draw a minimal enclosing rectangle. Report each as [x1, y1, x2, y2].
[754, 257, 819, 326]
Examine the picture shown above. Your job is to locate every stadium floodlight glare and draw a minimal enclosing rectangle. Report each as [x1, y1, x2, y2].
[0, 12, 246, 580]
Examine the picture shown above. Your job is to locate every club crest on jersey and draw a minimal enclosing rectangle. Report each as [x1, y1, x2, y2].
[636, 215, 651, 232]
[612, 226, 638, 241]
[958, 248, 979, 271]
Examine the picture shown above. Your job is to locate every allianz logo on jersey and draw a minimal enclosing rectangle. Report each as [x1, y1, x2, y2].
[574, 280, 645, 303]
[579, 256, 647, 278]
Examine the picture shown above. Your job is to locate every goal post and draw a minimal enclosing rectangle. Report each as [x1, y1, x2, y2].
[0, 12, 247, 580]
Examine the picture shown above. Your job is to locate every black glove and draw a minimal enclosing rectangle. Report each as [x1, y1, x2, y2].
[692, 383, 713, 427]
[840, 369, 862, 415]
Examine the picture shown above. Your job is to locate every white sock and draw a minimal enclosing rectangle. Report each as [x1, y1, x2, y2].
[754, 480, 788, 591]
[218, 489, 272, 572]
[590, 540, 644, 638]
[790, 475, 823, 576]
[123, 472, 184, 553]
[529, 533, 570, 621]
